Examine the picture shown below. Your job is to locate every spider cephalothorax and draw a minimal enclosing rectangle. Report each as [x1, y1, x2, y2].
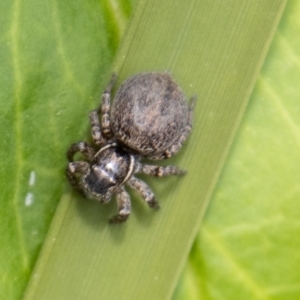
[66, 72, 195, 223]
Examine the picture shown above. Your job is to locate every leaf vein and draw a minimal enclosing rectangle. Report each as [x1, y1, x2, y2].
[51, 0, 86, 98]
[10, 0, 29, 271]
[202, 227, 269, 299]
[261, 79, 300, 145]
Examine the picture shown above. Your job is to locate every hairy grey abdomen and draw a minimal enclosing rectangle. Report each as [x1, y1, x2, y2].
[111, 73, 189, 156]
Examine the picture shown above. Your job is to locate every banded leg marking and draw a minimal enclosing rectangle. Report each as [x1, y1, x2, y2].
[100, 73, 117, 138]
[127, 176, 159, 209]
[109, 187, 131, 224]
[67, 142, 95, 162]
[137, 163, 186, 177]
[66, 161, 89, 196]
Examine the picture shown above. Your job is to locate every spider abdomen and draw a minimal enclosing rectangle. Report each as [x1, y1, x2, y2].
[111, 73, 189, 156]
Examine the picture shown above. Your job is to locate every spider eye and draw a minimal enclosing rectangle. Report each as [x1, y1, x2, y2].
[85, 168, 117, 196]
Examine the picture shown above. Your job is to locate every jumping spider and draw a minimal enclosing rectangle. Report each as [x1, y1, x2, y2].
[66, 72, 195, 223]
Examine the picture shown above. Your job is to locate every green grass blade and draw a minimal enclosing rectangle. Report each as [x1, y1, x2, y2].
[22, 1, 286, 299]
[174, 1, 300, 299]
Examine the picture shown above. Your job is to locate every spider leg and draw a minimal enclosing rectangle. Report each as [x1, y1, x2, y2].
[89, 111, 106, 146]
[100, 73, 117, 138]
[109, 187, 131, 224]
[88, 73, 117, 143]
[127, 176, 160, 209]
[149, 95, 196, 160]
[136, 162, 186, 177]
[66, 161, 90, 196]
[66, 142, 95, 162]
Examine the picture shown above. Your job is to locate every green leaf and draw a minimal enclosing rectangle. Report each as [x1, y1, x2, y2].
[18, 1, 286, 300]
[0, 0, 133, 299]
[173, 1, 300, 299]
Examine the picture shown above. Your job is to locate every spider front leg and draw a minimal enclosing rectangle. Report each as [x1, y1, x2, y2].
[127, 176, 160, 209]
[67, 141, 95, 162]
[66, 161, 89, 196]
[109, 187, 131, 224]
